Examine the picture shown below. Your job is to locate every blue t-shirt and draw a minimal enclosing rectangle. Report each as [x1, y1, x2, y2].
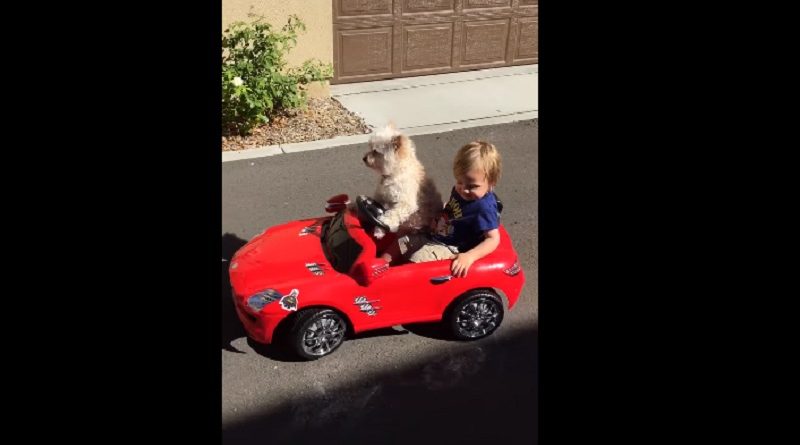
[432, 187, 499, 252]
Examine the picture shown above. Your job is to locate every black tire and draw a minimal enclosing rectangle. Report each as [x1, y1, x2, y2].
[446, 290, 504, 341]
[287, 308, 348, 360]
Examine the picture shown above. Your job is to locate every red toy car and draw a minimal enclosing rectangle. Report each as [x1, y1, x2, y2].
[229, 195, 525, 360]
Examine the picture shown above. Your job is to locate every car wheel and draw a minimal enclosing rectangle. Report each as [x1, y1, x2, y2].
[288, 308, 348, 360]
[446, 290, 504, 341]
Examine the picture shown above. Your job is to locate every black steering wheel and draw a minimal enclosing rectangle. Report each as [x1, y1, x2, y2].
[355, 195, 390, 231]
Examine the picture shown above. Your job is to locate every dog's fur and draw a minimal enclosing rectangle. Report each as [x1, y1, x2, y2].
[361, 124, 443, 238]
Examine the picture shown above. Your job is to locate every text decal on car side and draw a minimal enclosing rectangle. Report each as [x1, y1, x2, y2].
[353, 296, 381, 316]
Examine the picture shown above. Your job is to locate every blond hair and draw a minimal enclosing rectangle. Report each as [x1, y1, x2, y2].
[453, 141, 502, 185]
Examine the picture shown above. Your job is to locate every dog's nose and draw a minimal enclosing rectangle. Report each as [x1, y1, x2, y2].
[362, 155, 368, 163]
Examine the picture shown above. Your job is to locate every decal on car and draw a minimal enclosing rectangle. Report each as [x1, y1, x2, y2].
[371, 261, 389, 277]
[305, 262, 327, 276]
[279, 289, 300, 311]
[354, 296, 381, 316]
[298, 221, 322, 236]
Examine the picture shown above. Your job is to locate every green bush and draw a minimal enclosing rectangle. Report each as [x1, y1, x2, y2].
[222, 16, 334, 135]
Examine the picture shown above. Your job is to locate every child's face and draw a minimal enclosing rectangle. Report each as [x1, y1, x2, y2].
[454, 168, 493, 201]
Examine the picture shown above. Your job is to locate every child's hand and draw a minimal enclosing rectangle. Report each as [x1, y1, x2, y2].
[451, 252, 476, 278]
[373, 226, 386, 239]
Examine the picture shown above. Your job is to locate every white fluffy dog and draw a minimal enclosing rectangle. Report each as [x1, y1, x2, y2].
[361, 124, 443, 239]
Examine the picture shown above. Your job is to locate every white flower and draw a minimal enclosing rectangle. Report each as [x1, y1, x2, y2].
[232, 76, 244, 87]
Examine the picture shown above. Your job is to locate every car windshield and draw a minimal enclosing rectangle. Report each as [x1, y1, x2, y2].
[321, 211, 363, 273]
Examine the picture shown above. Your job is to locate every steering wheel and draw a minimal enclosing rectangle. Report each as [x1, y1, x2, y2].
[355, 195, 390, 231]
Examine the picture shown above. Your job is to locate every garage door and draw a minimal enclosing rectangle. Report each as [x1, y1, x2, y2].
[332, 0, 538, 84]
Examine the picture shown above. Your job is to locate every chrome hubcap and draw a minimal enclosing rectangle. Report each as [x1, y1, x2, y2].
[456, 297, 500, 338]
[302, 315, 345, 356]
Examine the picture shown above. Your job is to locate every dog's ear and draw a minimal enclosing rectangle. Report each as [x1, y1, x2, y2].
[387, 121, 397, 131]
[391, 134, 403, 150]
[393, 134, 410, 158]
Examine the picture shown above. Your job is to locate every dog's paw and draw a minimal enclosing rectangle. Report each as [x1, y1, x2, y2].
[373, 227, 386, 239]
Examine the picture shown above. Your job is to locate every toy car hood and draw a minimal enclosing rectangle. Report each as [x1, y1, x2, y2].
[229, 217, 330, 297]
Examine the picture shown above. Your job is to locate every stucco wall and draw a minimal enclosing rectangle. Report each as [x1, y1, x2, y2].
[223, 0, 332, 97]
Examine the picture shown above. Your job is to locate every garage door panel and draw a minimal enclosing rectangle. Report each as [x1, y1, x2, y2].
[333, 0, 535, 83]
[514, 17, 537, 61]
[463, 0, 511, 9]
[402, 0, 455, 14]
[335, 0, 393, 17]
[402, 22, 454, 71]
[460, 19, 509, 66]
[337, 27, 394, 77]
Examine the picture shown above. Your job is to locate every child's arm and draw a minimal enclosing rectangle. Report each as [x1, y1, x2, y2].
[451, 228, 500, 278]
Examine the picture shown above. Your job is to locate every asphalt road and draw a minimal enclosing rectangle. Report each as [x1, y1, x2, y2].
[222, 120, 538, 444]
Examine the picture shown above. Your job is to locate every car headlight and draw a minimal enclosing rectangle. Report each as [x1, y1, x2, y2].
[247, 289, 282, 312]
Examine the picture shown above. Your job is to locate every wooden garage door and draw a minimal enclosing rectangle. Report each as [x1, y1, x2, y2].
[332, 0, 538, 84]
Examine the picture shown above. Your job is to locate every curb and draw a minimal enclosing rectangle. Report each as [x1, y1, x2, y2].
[222, 110, 537, 163]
